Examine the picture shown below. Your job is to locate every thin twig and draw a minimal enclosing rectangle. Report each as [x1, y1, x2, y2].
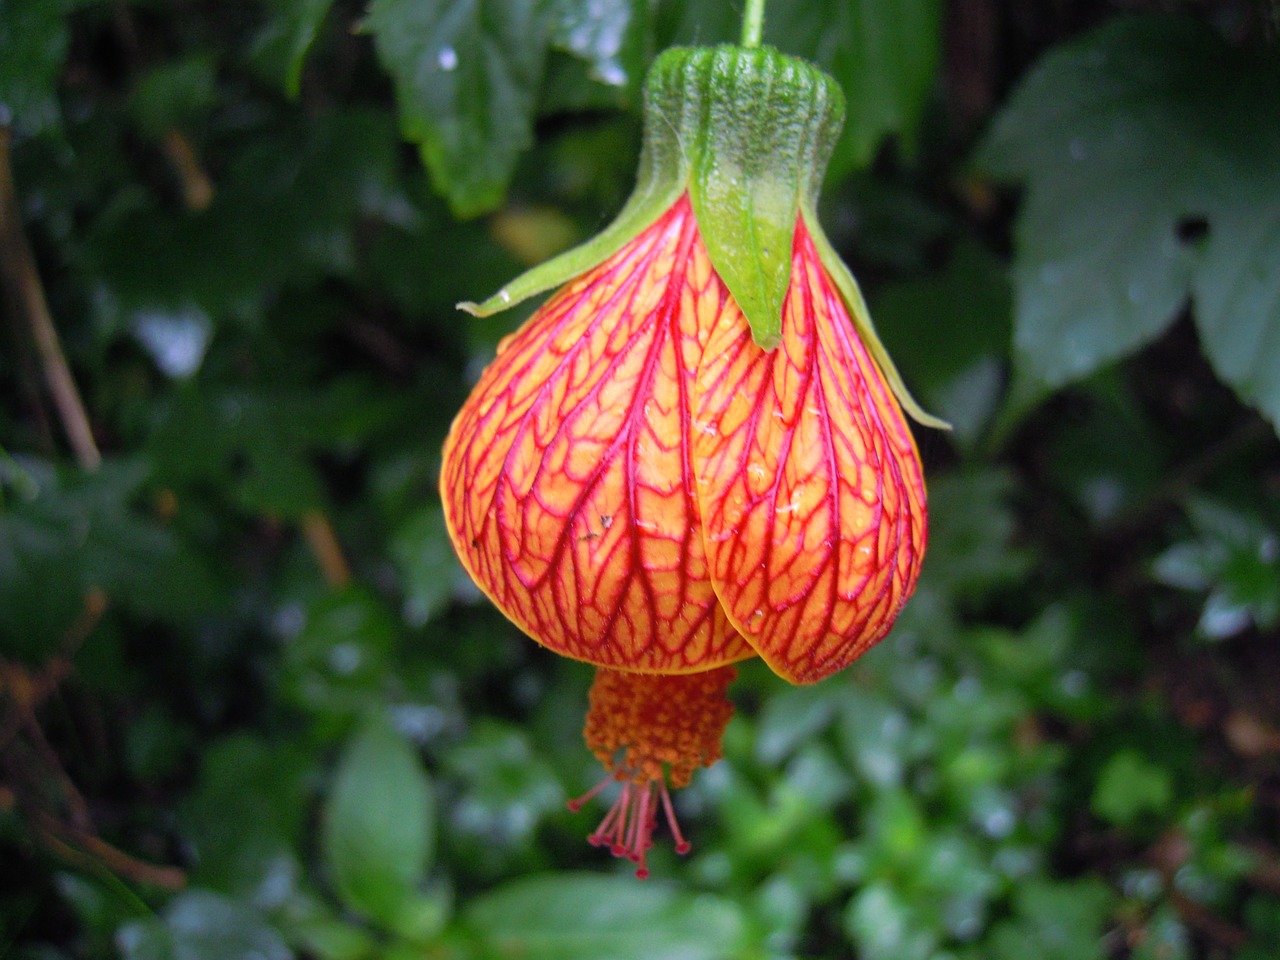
[302, 510, 353, 588]
[1100, 417, 1274, 540]
[0, 125, 101, 469]
[1, 588, 182, 890]
[161, 130, 214, 212]
[0, 590, 108, 751]
[23, 704, 93, 830]
[33, 811, 186, 891]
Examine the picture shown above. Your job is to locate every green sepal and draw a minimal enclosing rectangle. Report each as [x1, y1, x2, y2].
[458, 43, 947, 430]
[460, 44, 844, 333]
[457, 180, 682, 317]
[805, 210, 951, 430]
[459, 44, 693, 317]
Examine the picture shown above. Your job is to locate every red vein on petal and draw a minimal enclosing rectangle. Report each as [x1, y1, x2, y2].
[441, 195, 752, 673]
[693, 218, 926, 683]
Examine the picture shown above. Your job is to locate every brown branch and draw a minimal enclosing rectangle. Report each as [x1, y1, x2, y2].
[0, 589, 108, 751]
[33, 810, 186, 891]
[1100, 418, 1274, 541]
[160, 130, 214, 212]
[22, 704, 93, 830]
[0, 125, 101, 469]
[302, 510, 352, 588]
[1, 588, 181, 891]
[1169, 889, 1250, 951]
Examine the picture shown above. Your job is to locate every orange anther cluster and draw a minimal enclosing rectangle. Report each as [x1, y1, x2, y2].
[584, 665, 736, 789]
[568, 665, 737, 875]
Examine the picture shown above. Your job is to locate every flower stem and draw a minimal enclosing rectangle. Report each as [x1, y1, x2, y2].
[740, 0, 766, 48]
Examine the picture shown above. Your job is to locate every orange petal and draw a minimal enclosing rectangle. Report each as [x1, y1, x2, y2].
[441, 196, 753, 673]
[692, 218, 927, 684]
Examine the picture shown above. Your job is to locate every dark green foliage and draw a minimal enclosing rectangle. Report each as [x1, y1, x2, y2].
[2, 2, 1279, 959]
[976, 16, 1280, 430]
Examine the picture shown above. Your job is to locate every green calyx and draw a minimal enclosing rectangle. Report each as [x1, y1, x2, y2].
[642, 45, 845, 349]
[461, 45, 842, 344]
[460, 44, 947, 429]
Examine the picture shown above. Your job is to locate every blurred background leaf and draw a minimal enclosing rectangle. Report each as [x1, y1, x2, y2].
[0, 0, 68, 135]
[766, 0, 943, 179]
[976, 16, 1280, 431]
[369, 0, 552, 218]
[463, 874, 749, 959]
[322, 709, 435, 929]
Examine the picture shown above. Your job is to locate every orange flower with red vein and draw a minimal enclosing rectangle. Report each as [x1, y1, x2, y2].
[441, 44, 945, 877]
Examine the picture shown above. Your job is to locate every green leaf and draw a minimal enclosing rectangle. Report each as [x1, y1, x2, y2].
[116, 890, 292, 960]
[1195, 154, 1280, 434]
[918, 469, 1032, 598]
[976, 16, 1280, 430]
[0, 0, 68, 135]
[282, 586, 400, 720]
[754, 683, 842, 766]
[873, 241, 1013, 449]
[1092, 750, 1174, 827]
[286, 915, 378, 960]
[180, 735, 314, 900]
[130, 56, 218, 138]
[1130, 906, 1192, 960]
[252, 0, 337, 98]
[541, 0, 652, 112]
[149, 384, 379, 519]
[54, 873, 146, 956]
[464, 874, 749, 960]
[322, 710, 435, 928]
[88, 108, 399, 327]
[389, 505, 462, 627]
[1042, 378, 1170, 526]
[549, 0, 644, 91]
[989, 879, 1113, 960]
[1239, 896, 1280, 960]
[767, 0, 943, 178]
[844, 881, 939, 960]
[0, 458, 220, 658]
[441, 721, 563, 862]
[368, 0, 551, 218]
[1152, 499, 1280, 640]
[837, 691, 911, 789]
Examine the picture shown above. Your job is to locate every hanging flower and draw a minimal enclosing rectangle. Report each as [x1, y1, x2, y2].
[440, 44, 944, 878]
